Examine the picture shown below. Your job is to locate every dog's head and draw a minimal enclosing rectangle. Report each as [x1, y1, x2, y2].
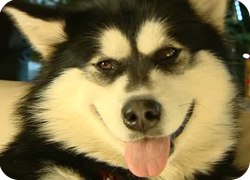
[4, 0, 240, 178]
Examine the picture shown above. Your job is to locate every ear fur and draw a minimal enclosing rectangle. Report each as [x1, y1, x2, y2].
[3, 1, 67, 59]
[188, 0, 228, 31]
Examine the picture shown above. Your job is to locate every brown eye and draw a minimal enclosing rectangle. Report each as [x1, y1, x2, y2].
[97, 60, 115, 70]
[159, 47, 178, 60]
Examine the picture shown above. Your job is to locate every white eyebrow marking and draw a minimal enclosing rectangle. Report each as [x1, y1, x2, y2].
[100, 28, 131, 59]
[137, 20, 167, 55]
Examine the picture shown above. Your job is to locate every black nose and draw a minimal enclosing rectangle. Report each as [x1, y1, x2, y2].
[122, 99, 161, 132]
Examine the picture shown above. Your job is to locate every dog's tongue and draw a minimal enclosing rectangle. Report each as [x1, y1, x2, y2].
[125, 137, 170, 177]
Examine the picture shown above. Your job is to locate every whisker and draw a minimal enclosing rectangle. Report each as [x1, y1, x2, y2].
[110, 166, 118, 175]
[179, 102, 193, 107]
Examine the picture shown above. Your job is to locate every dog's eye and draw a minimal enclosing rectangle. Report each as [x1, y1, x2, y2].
[97, 60, 115, 70]
[158, 47, 178, 60]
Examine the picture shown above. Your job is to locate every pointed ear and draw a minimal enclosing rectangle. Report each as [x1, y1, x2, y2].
[3, 2, 67, 59]
[188, 0, 228, 31]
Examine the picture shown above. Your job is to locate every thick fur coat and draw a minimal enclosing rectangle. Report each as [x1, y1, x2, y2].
[0, 0, 249, 180]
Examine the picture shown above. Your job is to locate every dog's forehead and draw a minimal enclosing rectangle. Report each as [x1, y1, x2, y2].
[67, 0, 222, 61]
[137, 20, 167, 55]
[99, 28, 131, 59]
[98, 19, 167, 59]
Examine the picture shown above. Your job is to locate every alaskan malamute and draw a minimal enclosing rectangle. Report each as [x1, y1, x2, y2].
[0, 0, 249, 179]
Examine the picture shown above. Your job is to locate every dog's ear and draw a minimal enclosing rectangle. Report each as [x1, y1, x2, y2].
[3, 1, 67, 59]
[188, 0, 228, 31]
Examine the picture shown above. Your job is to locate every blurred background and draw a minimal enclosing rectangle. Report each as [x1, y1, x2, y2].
[0, 0, 250, 109]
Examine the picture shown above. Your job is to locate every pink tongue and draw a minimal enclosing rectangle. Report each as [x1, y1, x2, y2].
[125, 137, 170, 177]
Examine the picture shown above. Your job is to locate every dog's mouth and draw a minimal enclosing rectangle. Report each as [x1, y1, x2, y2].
[124, 101, 195, 178]
[169, 101, 195, 148]
[94, 101, 195, 178]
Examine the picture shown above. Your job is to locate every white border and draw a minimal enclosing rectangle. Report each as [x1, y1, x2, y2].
[234, 1, 250, 179]
[0, 0, 249, 179]
[0, 0, 11, 11]
[0, 2, 15, 179]
[0, 168, 14, 180]
[239, 0, 250, 16]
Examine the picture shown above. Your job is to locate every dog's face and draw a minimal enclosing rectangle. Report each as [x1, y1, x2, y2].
[4, 0, 240, 179]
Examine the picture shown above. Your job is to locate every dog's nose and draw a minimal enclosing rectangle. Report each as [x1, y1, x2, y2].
[122, 99, 161, 132]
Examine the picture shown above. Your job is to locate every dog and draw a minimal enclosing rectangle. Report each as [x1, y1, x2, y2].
[0, 0, 249, 179]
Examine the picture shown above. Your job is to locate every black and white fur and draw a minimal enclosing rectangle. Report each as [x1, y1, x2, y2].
[0, 0, 249, 179]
